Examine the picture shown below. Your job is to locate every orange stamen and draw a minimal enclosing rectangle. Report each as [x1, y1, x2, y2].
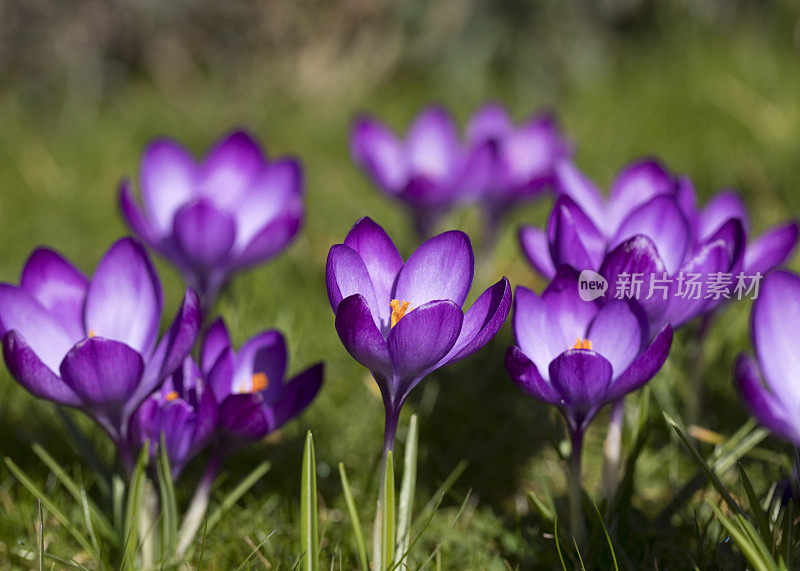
[390, 299, 412, 327]
[88, 329, 96, 338]
[165, 390, 179, 401]
[573, 338, 593, 350]
[251, 372, 269, 392]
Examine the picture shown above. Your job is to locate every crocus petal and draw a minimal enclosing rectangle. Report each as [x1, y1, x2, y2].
[465, 103, 512, 143]
[587, 300, 645, 376]
[234, 210, 302, 270]
[0, 285, 77, 372]
[513, 286, 566, 377]
[59, 337, 144, 406]
[752, 270, 800, 414]
[548, 349, 613, 429]
[334, 294, 393, 379]
[541, 267, 598, 349]
[519, 226, 556, 280]
[501, 116, 564, 187]
[344, 217, 404, 328]
[697, 190, 748, 241]
[663, 240, 730, 328]
[2, 330, 82, 406]
[549, 197, 605, 272]
[606, 323, 672, 401]
[268, 363, 324, 429]
[326, 244, 380, 323]
[388, 299, 462, 388]
[439, 277, 512, 367]
[201, 317, 232, 374]
[505, 346, 560, 405]
[231, 330, 287, 397]
[554, 161, 606, 234]
[607, 160, 674, 231]
[351, 117, 408, 192]
[134, 289, 201, 414]
[207, 346, 236, 403]
[84, 238, 163, 356]
[393, 231, 474, 308]
[745, 222, 799, 276]
[172, 200, 237, 269]
[233, 158, 302, 250]
[218, 393, 270, 441]
[612, 196, 690, 275]
[407, 107, 459, 182]
[457, 140, 495, 200]
[140, 139, 198, 234]
[120, 180, 161, 245]
[198, 131, 264, 208]
[735, 354, 800, 444]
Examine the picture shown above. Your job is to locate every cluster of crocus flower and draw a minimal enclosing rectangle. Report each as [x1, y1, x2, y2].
[120, 130, 305, 312]
[351, 103, 571, 239]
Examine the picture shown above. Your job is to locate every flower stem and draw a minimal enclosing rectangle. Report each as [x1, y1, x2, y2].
[601, 398, 625, 501]
[373, 405, 399, 570]
[176, 452, 223, 557]
[568, 429, 587, 549]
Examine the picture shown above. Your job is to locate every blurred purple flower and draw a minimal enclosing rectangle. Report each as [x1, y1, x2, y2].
[466, 103, 571, 228]
[199, 318, 323, 444]
[735, 270, 800, 445]
[506, 267, 672, 437]
[326, 217, 512, 450]
[129, 357, 217, 479]
[0, 238, 201, 468]
[351, 106, 493, 237]
[120, 130, 304, 311]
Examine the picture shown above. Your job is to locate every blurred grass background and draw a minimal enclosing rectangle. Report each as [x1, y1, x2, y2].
[1, 0, 800, 567]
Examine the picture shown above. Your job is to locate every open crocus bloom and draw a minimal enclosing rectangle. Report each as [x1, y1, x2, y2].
[465, 102, 571, 225]
[0, 238, 201, 449]
[199, 318, 323, 443]
[326, 217, 512, 448]
[351, 106, 493, 237]
[519, 159, 746, 332]
[506, 268, 672, 435]
[120, 130, 304, 311]
[129, 357, 217, 479]
[735, 270, 800, 445]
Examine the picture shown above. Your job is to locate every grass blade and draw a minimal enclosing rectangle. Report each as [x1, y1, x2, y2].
[396, 414, 418, 564]
[413, 490, 471, 571]
[300, 431, 319, 571]
[593, 501, 618, 571]
[382, 451, 395, 571]
[5, 457, 95, 556]
[156, 433, 179, 560]
[37, 498, 44, 571]
[204, 461, 271, 534]
[554, 517, 567, 571]
[121, 441, 150, 570]
[708, 501, 776, 571]
[738, 463, 773, 549]
[338, 462, 369, 570]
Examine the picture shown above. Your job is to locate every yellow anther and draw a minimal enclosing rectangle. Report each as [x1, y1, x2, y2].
[88, 329, 96, 338]
[573, 338, 593, 350]
[165, 390, 179, 401]
[251, 372, 269, 392]
[390, 299, 412, 328]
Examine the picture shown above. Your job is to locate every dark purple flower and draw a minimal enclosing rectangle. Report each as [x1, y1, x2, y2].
[326, 217, 512, 450]
[120, 130, 304, 311]
[506, 268, 672, 436]
[466, 103, 571, 226]
[129, 357, 217, 478]
[519, 160, 747, 332]
[0, 238, 201, 457]
[735, 270, 800, 445]
[199, 318, 323, 444]
[351, 106, 493, 237]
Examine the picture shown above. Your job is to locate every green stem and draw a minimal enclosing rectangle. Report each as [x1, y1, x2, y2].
[568, 429, 587, 549]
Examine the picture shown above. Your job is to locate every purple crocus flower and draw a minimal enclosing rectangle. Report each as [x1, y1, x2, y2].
[735, 270, 800, 445]
[0, 238, 201, 469]
[506, 267, 672, 437]
[199, 318, 323, 444]
[351, 106, 493, 237]
[326, 217, 512, 450]
[519, 159, 747, 332]
[465, 102, 571, 229]
[120, 130, 304, 311]
[128, 357, 217, 479]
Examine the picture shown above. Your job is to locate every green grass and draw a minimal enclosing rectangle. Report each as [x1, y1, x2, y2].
[1, 7, 800, 568]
